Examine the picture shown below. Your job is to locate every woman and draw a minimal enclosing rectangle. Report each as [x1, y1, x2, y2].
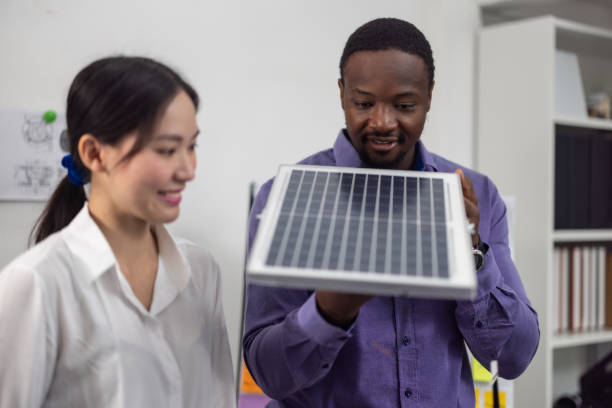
[0, 56, 235, 407]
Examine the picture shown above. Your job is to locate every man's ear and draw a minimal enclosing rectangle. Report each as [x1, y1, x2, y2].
[78, 134, 105, 173]
[338, 78, 346, 111]
[426, 80, 435, 112]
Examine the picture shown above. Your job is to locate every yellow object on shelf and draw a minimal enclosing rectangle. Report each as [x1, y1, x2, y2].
[472, 357, 492, 383]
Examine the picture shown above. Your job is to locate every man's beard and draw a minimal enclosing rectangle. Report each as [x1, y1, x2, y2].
[359, 132, 408, 170]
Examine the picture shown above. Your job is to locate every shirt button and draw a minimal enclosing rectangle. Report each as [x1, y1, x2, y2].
[476, 321, 483, 328]
[401, 336, 410, 346]
[404, 388, 412, 398]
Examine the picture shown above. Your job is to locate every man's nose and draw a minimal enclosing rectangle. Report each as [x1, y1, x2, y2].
[370, 105, 397, 133]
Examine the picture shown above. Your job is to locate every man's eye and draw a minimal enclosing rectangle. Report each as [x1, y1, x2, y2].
[397, 103, 416, 111]
[188, 143, 198, 151]
[355, 101, 373, 109]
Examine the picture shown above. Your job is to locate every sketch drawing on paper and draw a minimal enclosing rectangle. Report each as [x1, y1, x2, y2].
[0, 108, 66, 201]
[13, 160, 61, 195]
[22, 114, 54, 152]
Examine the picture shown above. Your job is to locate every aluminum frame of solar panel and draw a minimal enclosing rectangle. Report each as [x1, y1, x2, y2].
[247, 165, 476, 300]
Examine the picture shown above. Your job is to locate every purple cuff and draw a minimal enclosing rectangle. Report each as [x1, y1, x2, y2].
[456, 249, 503, 322]
[474, 249, 502, 300]
[297, 294, 354, 346]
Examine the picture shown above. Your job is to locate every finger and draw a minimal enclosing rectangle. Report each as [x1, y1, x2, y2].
[464, 197, 479, 221]
[455, 169, 469, 194]
[455, 169, 477, 204]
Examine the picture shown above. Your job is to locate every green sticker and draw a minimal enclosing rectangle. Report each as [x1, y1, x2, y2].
[43, 110, 57, 123]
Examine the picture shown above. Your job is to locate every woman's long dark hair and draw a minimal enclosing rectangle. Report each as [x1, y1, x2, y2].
[30, 56, 199, 245]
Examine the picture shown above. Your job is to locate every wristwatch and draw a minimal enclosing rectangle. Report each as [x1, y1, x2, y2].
[472, 236, 489, 271]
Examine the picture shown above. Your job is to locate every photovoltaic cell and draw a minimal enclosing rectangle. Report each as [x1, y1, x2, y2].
[265, 169, 449, 278]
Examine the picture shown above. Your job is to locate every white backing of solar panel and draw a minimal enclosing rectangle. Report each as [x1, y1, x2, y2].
[248, 165, 476, 299]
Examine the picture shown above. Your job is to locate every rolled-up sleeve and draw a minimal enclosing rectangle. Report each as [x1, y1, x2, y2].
[455, 177, 540, 379]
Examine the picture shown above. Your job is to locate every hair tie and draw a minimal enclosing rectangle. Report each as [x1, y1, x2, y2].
[61, 154, 87, 187]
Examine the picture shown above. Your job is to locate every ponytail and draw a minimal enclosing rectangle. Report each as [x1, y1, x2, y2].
[29, 176, 87, 245]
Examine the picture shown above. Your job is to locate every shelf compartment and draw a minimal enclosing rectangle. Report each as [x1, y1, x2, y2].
[556, 17, 612, 60]
[551, 329, 612, 349]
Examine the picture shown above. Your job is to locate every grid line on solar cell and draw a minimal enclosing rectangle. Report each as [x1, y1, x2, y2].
[398, 176, 407, 276]
[320, 173, 345, 269]
[363, 174, 378, 272]
[383, 176, 393, 274]
[429, 178, 439, 278]
[299, 172, 329, 267]
[433, 178, 449, 277]
[266, 169, 449, 278]
[367, 175, 381, 272]
[282, 171, 315, 266]
[296, 171, 322, 266]
[350, 174, 366, 271]
[332, 173, 354, 270]
[415, 177, 422, 277]
[266, 170, 304, 265]
[306, 172, 332, 268]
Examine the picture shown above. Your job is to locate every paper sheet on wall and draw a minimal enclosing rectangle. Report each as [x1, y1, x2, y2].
[0, 109, 67, 201]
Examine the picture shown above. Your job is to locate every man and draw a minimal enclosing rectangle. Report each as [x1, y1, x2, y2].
[243, 18, 539, 407]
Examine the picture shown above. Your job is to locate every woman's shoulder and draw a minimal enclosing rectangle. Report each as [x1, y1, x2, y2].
[0, 232, 72, 300]
[3, 232, 68, 276]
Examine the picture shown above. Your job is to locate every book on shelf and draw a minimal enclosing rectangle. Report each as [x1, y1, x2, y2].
[600, 248, 606, 329]
[555, 127, 612, 229]
[554, 247, 567, 333]
[553, 245, 610, 336]
[590, 133, 612, 228]
[607, 250, 612, 328]
[568, 135, 591, 229]
[554, 130, 570, 229]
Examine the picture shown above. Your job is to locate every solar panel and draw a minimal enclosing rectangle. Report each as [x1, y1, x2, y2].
[247, 165, 476, 300]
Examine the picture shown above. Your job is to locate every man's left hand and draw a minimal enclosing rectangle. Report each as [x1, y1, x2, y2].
[455, 169, 480, 247]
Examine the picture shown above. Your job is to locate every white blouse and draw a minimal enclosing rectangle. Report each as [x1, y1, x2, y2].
[0, 205, 235, 408]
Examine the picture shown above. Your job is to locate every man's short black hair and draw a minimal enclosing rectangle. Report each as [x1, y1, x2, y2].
[339, 18, 435, 89]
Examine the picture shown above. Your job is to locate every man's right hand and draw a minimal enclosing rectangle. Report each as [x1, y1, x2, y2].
[315, 291, 374, 329]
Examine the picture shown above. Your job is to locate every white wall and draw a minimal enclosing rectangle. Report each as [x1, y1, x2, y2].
[0, 0, 480, 367]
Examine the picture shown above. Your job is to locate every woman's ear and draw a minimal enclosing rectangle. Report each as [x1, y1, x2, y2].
[77, 134, 105, 173]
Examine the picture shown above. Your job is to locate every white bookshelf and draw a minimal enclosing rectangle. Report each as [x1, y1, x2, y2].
[477, 16, 612, 408]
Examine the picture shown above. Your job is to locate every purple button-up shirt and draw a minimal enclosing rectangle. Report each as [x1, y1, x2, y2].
[244, 130, 539, 407]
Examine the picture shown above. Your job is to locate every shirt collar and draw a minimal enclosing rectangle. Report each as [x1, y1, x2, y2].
[152, 224, 191, 294]
[332, 129, 438, 172]
[61, 205, 191, 293]
[332, 129, 363, 168]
